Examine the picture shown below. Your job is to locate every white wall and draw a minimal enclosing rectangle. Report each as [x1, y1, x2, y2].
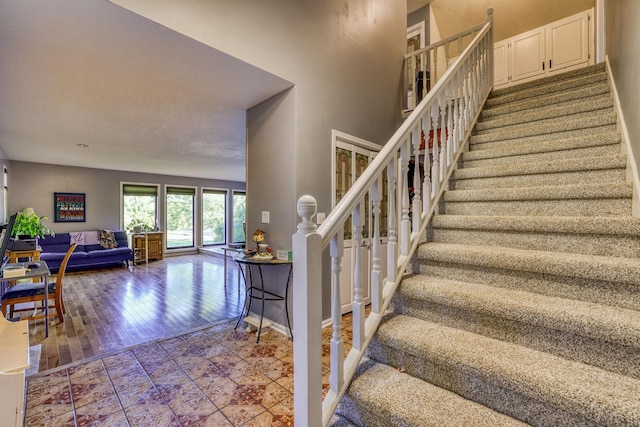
[607, 0, 640, 200]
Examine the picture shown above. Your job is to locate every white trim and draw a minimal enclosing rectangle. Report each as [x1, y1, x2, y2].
[596, 0, 606, 63]
[606, 56, 640, 217]
[407, 21, 426, 49]
[200, 187, 229, 246]
[164, 183, 198, 251]
[120, 181, 161, 231]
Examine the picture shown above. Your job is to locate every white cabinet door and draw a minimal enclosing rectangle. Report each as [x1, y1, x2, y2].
[546, 10, 591, 74]
[493, 39, 510, 88]
[510, 27, 546, 84]
[493, 8, 593, 88]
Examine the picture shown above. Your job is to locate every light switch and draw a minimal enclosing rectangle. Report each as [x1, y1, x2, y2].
[261, 211, 270, 224]
[317, 212, 326, 224]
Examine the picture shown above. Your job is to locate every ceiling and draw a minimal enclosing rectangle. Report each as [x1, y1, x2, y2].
[1, 1, 430, 182]
[0, 0, 292, 182]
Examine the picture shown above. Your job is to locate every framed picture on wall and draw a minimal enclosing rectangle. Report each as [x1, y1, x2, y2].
[54, 192, 86, 222]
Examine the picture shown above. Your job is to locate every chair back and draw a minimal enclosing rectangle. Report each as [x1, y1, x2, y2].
[55, 243, 77, 298]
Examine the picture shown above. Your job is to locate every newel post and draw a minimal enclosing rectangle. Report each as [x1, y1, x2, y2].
[293, 195, 323, 427]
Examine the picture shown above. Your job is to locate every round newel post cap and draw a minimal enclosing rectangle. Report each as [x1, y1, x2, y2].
[297, 195, 317, 234]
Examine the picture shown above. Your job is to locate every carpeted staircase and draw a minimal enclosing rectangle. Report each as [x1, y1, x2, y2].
[333, 63, 640, 426]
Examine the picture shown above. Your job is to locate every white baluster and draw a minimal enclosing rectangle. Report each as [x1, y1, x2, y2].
[293, 195, 322, 427]
[412, 127, 422, 235]
[329, 234, 344, 394]
[371, 179, 382, 314]
[422, 114, 432, 215]
[352, 202, 365, 350]
[400, 139, 411, 257]
[446, 84, 454, 165]
[387, 158, 397, 284]
[439, 95, 447, 182]
[431, 104, 440, 198]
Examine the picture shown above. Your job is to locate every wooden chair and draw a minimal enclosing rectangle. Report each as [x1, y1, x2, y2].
[1, 244, 77, 323]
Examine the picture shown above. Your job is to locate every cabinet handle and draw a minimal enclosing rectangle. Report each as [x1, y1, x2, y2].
[542, 62, 545, 70]
[549, 59, 552, 68]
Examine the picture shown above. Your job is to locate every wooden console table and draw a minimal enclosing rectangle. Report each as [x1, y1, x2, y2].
[8, 248, 40, 264]
[131, 232, 163, 265]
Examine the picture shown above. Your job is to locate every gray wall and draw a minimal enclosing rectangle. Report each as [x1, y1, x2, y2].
[606, 0, 640, 183]
[408, 4, 430, 43]
[8, 161, 244, 244]
[112, 0, 407, 323]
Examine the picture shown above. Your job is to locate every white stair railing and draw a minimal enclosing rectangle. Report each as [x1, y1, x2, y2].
[404, 17, 488, 115]
[293, 9, 494, 427]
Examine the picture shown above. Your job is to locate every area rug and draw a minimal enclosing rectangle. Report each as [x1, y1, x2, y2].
[25, 344, 41, 377]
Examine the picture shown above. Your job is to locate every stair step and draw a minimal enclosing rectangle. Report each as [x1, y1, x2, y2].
[430, 215, 640, 257]
[417, 242, 640, 287]
[443, 182, 632, 216]
[488, 68, 607, 107]
[367, 314, 640, 427]
[453, 155, 626, 189]
[490, 63, 605, 98]
[471, 111, 617, 144]
[393, 276, 640, 379]
[476, 94, 613, 131]
[336, 360, 527, 427]
[482, 81, 610, 119]
[469, 125, 617, 151]
[464, 131, 620, 167]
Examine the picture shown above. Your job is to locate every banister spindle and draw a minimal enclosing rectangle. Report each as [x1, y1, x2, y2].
[329, 234, 344, 393]
[439, 94, 447, 182]
[371, 179, 382, 314]
[412, 127, 422, 234]
[422, 114, 432, 215]
[386, 158, 397, 284]
[400, 139, 411, 257]
[430, 104, 440, 198]
[352, 202, 365, 350]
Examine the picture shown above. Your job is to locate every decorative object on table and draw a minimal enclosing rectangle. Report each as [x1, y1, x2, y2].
[277, 249, 293, 261]
[54, 192, 85, 222]
[11, 208, 55, 251]
[252, 228, 266, 250]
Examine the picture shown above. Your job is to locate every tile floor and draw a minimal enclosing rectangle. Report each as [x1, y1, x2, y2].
[25, 314, 356, 426]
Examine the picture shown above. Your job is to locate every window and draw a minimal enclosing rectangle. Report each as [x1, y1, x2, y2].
[202, 189, 227, 246]
[166, 186, 196, 249]
[232, 191, 246, 243]
[122, 184, 158, 232]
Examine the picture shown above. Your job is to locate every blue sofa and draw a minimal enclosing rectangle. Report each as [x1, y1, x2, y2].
[38, 231, 132, 273]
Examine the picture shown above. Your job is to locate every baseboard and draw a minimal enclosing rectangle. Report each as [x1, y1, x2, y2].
[606, 56, 640, 217]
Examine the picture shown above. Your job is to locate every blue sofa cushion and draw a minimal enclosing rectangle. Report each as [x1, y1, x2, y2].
[1, 281, 55, 300]
[87, 247, 131, 258]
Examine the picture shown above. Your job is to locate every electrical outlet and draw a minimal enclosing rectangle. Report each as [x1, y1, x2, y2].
[317, 212, 325, 224]
[261, 211, 270, 224]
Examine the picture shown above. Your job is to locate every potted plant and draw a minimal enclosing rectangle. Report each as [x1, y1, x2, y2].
[11, 208, 55, 251]
[126, 218, 155, 233]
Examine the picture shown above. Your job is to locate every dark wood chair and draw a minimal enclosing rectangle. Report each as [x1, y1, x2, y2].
[1, 243, 77, 323]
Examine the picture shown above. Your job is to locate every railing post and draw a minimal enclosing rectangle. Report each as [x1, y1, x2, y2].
[487, 8, 494, 89]
[293, 195, 323, 427]
[387, 158, 397, 283]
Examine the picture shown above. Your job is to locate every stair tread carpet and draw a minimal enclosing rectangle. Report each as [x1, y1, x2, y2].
[338, 360, 528, 427]
[444, 181, 632, 202]
[418, 242, 640, 286]
[455, 155, 626, 180]
[431, 215, 640, 235]
[397, 275, 640, 348]
[476, 94, 613, 131]
[370, 314, 640, 427]
[482, 81, 610, 118]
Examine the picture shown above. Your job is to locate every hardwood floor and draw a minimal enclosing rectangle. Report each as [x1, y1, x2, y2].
[27, 253, 245, 373]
